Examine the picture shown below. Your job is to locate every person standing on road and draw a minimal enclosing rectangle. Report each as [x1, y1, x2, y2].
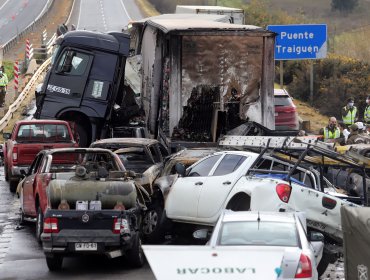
[341, 97, 358, 127]
[319, 117, 341, 142]
[0, 66, 8, 107]
[364, 96, 370, 124]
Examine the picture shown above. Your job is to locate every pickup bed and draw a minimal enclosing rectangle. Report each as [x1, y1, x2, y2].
[3, 119, 77, 192]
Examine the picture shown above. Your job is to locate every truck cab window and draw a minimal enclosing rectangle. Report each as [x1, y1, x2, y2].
[56, 50, 90, 76]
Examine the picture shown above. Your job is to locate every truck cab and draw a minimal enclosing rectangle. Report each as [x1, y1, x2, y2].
[35, 30, 131, 147]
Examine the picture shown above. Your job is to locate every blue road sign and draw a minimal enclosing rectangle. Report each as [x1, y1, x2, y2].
[267, 24, 327, 60]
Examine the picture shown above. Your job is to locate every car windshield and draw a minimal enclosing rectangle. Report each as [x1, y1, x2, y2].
[218, 221, 299, 247]
[275, 96, 293, 106]
[49, 151, 121, 173]
[116, 148, 153, 173]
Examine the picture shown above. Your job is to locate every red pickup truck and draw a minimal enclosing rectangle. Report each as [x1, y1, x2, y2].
[3, 120, 77, 192]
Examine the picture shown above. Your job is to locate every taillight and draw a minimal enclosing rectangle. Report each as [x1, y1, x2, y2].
[12, 147, 18, 163]
[112, 217, 130, 234]
[295, 254, 312, 278]
[44, 217, 59, 233]
[276, 183, 292, 203]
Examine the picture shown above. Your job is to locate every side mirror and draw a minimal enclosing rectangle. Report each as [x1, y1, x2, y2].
[308, 231, 324, 242]
[3, 132, 11, 140]
[175, 163, 186, 177]
[193, 229, 210, 240]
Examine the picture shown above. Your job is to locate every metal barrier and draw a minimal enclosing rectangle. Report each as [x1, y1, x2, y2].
[1, 0, 55, 57]
[0, 57, 51, 132]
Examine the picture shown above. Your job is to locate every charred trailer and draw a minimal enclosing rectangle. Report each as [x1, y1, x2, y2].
[131, 18, 276, 150]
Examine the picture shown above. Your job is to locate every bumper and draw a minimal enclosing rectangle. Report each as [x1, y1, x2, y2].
[11, 165, 29, 177]
[41, 229, 133, 257]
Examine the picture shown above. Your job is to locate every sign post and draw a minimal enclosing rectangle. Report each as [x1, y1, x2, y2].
[268, 24, 327, 104]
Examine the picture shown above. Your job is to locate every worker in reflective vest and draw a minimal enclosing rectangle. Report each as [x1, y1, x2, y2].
[320, 117, 341, 142]
[341, 97, 358, 127]
[364, 96, 370, 124]
[0, 66, 8, 107]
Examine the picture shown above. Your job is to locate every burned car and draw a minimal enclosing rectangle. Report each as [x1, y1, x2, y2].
[18, 148, 149, 270]
[90, 138, 169, 195]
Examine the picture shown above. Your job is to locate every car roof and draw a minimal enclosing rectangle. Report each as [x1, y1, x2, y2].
[16, 120, 70, 125]
[41, 147, 115, 155]
[274, 88, 290, 97]
[91, 138, 159, 147]
[221, 211, 296, 224]
[213, 150, 259, 159]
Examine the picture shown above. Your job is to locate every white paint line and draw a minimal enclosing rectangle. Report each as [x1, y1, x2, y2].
[119, 0, 132, 21]
[77, 0, 83, 29]
[0, 0, 10, 11]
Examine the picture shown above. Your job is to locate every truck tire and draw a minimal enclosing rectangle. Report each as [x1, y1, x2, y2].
[46, 254, 63, 271]
[125, 234, 144, 268]
[9, 178, 19, 193]
[36, 207, 44, 244]
[75, 123, 88, 147]
[142, 204, 166, 244]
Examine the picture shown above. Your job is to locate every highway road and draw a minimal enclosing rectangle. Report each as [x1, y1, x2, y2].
[74, 0, 144, 32]
[0, 0, 50, 44]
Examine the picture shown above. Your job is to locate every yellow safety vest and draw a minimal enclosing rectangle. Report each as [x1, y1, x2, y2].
[323, 127, 340, 140]
[342, 106, 357, 125]
[0, 74, 8, 87]
[365, 105, 370, 123]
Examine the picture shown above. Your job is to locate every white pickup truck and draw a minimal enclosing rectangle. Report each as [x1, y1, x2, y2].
[164, 149, 359, 242]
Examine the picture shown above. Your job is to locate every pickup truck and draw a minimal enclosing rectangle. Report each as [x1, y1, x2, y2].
[3, 120, 77, 192]
[17, 148, 147, 270]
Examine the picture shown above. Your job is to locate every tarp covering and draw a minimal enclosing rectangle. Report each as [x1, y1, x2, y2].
[341, 206, 370, 279]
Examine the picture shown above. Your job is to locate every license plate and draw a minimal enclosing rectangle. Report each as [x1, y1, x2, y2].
[75, 242, 97, 251]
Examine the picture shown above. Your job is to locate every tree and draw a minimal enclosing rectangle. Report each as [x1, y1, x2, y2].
[331, 0, 359, 13]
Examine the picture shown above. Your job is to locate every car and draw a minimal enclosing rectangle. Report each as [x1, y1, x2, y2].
[18, 147, 150, 244]
[197, 211, 324, 279]
[274, 88, 299, 130]
[90, 138, 169, 195]
[143, 148, 220, 243]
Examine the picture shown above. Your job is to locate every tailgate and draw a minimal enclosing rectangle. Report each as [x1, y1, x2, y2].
[16, 143, 75, 165]
[143, 245, 287, 280]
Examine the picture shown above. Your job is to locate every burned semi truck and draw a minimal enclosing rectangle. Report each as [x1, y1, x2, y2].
[35, 15, 276, 148]
[129, 16, 276, 150]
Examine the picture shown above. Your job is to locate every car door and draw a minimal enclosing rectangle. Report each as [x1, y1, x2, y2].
[165, 154, 222, 220]
[22, 154, 44, 216]
[197, 154, 250, 220]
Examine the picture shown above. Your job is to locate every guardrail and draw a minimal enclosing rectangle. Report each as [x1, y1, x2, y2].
[0, 57, 51, 132]
[1, 0, 55, 58]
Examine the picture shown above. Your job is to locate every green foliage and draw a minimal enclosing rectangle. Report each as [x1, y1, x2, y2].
[287, 55, 370, 120]
[331, 0, 359, 13]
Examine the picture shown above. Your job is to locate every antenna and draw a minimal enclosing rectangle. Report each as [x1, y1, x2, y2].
[257, 211, 260, 229]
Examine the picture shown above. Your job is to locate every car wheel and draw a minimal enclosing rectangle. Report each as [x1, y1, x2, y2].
[142, 204, 167, 243]
[9, 178, 19, 193]
[125, 233, 145, 268]
[19, 208, 25, 225]
[4, 164, 9, 181]
[46, 254, 63, 271]
[36, 206, 44, 243]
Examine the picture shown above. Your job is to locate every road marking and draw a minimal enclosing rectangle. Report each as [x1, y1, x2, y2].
[77, 0, 83, 29]
[119, 0, 132, 21]
[0, 0, 10, 11]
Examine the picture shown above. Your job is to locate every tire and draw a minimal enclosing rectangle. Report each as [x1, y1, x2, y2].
[142, 204, 166, 243]
[19, 208, 25, 225]
[4, 164, 9, 181]
[75, 123, 89, 147]
[46, 254, 63, 271]
[35, 206, 44, 243]
[9, 178, 19, 193]
[125, 234, 145, 268]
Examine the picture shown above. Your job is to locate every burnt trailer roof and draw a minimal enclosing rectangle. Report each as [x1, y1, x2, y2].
[60, 30, 130, 55]
[143, 18, 272, 35]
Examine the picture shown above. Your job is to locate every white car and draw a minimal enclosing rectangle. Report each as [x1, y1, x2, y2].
[203, 211, 324, 279]
[165, 150, 358, 241]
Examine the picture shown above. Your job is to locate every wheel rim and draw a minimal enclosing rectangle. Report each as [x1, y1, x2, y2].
[143, 210, 158, 235]
[36, 211, 42, 238]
